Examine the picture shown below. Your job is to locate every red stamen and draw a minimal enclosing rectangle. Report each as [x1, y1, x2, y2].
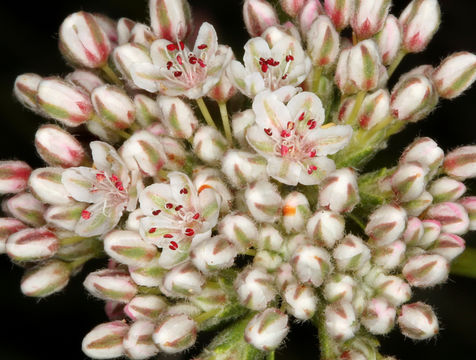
[298, 112, 305, 121]
[179, 41, 185, 50]
[264, 128, 273, 136]
[167, 44, 177, 51]
[307, 165, 318, 175]
[286, 55, 294, 62]
[96, 173, 106, 181]
[185, 228, 195, 236]
[281, 130, 290, 138]
[307, 120, 317, 130]
[152, 210, 161, 216]
[81, 210, 91, 219]
[175, 205, 183, 211]
[281, 145, 289, 157]
[193, 213, 200, 220]
[287, 121, 295, 130]
[164, 234, 173, 239]
[259, 57, 266, 65]
[169, 240, 178, 250]
[180, 187, 188, 194]
[198, 59, 206, 68]
[174, 71, 183, 77]
[148, 227, 157, 234]
[198, 44, 208, 50]
[176, 55, 183, 65]
[110, 175, 119, 182]
[261, 63, 268, 73]
[282, 74, 288, 80]
[166, 61, 173, 70]
[166, 203, 173, 209]
[309, 149, 317, 158]
[189, 56, 197, 64]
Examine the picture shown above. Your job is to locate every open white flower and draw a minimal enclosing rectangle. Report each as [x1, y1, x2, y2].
[246, 89, 352, 185]
[138, 172, 220, 269]
[62, 142, 142, 237]
[227, 26, 311, 98]
[130, 22, 232, 99]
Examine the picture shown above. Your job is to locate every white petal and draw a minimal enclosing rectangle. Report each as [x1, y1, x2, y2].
[130, 62, 162, 93]
[90, 141, 129, 184]
[287, 92, 325, 133]
[305, 125, 353, 156]
[139, 215, 183, 247]
[298, 157, 336, 185]
[273, 86, 301, 103]
[139, 183, 176, 217]
[198, 188, 221, 229]
[157, 238, 191, 269]
[168, 172, 199, 210]
[244, 37, 271, 74]
[193, 22, 218, 59]
[252, 91, 291, 131]
[150, 39, 174, 66]
[267, 156, 302, 186]
[62, 167, 101, 203]
[246, 125, 276, 156]
[74, 202, 123, 237]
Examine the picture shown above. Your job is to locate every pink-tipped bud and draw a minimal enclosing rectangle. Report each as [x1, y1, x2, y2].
[13, 73, 42, 112]
[323, 274, 356, 303]
[256, 225, 284, 253]
[208, 72, 237, 103]
[333, 235, 371, 271]
[6, 227, 58, 262]
[234, 266, 276, 310]
[458, 197, 476, 231]
[191, 235, 237, 273]
[399, 0, 440, 53]
[190, 281, 229, 312]
[245, 308, 289, 351]
[400, 137, 444, 177]
[21, 259, 71, 297]
[0, 161, 31, 194]
[275, 263, 297, 292]
[282, 192, 311, 234]
[307, 16, 340, 68]
[403, 217, 424, 246]
[307, 210, 345, 248]
[44, 203, 86, 232]
[37, 77, 93, 127]
[372, 274, 412, 306]
[298, 0, 324, 34]
[425, 202, 469, 235]
[351, 0, 391, 39]
[92, 85, 136, 130]
[245, 180, 283, 223]
[319, 168, 359, 213]
[443, 145, 476, 180]
[84, 268, 138, 303]
[253, 250, 283, 271]
[429, 233, 465, 261]
[5, 192, 45, 227]
[193, 126, 228, 164]
[157, 95, 198, 139]
[35, 125, 86, 168]
[292, 245, 332, 287]
[324, 0, 354, 31]
[428, 176, 466, 203]
[66, 69, 106, 94]
[325, 300, 358, 341]
[243, 0, 279, 37]
[117, 17, 136, 45]
[193, 167, 233, 213]
[93, 14, 118, 46]
[161, 262, 205, 299]
[403, 190, 433, 217]
[59, 12, 111, 68]
[433, 52, 476, 99]
[129, 23, 157, 47]
[28, 167, 72, 205]
[134, 94, 161, 127]
[280, 0, 306, 17]
[358, 89, 390, 129]
[219, 213, 258, 252]
[124, 320, 159, 360]
[398, 302, 438, 340]
[232, 110, 255, 147]
[361, 297, 396, 335]
[365, 204, 407, 246]
[0, 218, 27, 254]
[222, 151, 268, 188]
[149, 0, 191, 41]
[153, 314, 197, 354]
[124, 294, 167, 321]
[403, 254, 449, 287]
[375, 15, 402, 66]
[82, 321, 129, 359]
[128, 255, 165, 288]
[373, 240, 406, 270]
[391, 162, 427, 202]
[347, 40, 383, 92]
[104, 230, 158, 267]
[113, 43, 152, 85]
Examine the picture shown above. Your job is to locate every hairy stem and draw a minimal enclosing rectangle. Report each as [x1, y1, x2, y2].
[101, 64, 122, 86]
[387, 50, 407, 78]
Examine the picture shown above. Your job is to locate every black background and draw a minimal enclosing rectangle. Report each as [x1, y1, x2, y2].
[0, 1, 475, 359]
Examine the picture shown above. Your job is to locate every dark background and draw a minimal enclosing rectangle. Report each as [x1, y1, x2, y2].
[0, 0, 475, 359]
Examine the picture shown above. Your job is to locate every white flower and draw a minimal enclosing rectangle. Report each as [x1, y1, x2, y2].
[131, 22, 232, 99]
[246, 89, 352, 185]
[138, 172, 220, 269]
[62, 141, 141, 237]
[227, 26, 311, 98]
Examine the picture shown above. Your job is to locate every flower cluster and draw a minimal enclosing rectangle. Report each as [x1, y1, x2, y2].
[3, 0, 476, 359]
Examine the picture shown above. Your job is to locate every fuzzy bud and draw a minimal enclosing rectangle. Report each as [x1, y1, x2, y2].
[373, 240, 406, 270]
[307, 210, 345, 248]
[193, 126, 228, 164]
[458, 197, 476, 230]
[190, 235, 237, 273]
[117, 17, 136, 44]
[433, 52, 476, 99]
[375, 15, 402, 66]
[365, 204, 407, 246]
[219, 213, 258, 252]
[129, 23, 157, 47]
[425, 202, 469, 235]
[157, 96, 198, 139]
[391, 162, 427, 202]
[307, 16, 340, 68]
[113, 43, 152, 84]
[208, 72, 237, 103]
[5, 192, 45, 227]
[44, 203, 86, 232]
[257, 225, 285, 252]
[398, 302, 438, 340]
[0, 161, 31, 194]
[124, 295, 167, 321]
[134, 95, 161, 127]
[400, 137, 444, 176]
[275, 262, 297, 292]
[403, 217, 424, 246]
[222, 150, 268, 188]
[402, 254, 449, 288]
[190, 282, 229, 312]
[21, 259, 71, 297]
[357, 89, 390, 130]
[245, 308, 289, 351]
[280, 0, 306, 17]
[324, 0, 354, 31]
[325, 301, 358, 341]
[92, 85, 136, 130]
[347, 40, 383, 92]
[428, 177, 466, 203]
[430, 233, 465, 261]
[351, 0, 391, 39]
[403, 191, 433, 217]
[245, 180, 283, 223]
[235, 266, 276, 310]
[253, 250, 283, 271]
[399, 0, 440, 53]
[372, 274, 412, 306]
[443, 146, 476, 180]
[104, 230, 158, 267]
[232, 110, 255, 147]
[149, 0, 191, 41]
[243, 0, 279, 37]
[319, 168, 359, 213]
[84, 268, 138, 303]
[66, 69, 105, 94]
[323, 274, 356, 303]
[333, 235, 371, 271]
[282, 192, 311, 234]
[292, 245, 332, 287]
[128, 258, 165, 288]
[82, 321, 129, 359]
[193, 168, 233, 213]
[299, 0, 324, 34]
[13, 73, 42, 112]
[361, 297, 396, 335]
[0, 218, 27, 254]
[123, 320, 158, 360]
[162, 262, 205, 298]
[153, 314, 197, 353]
[6, 227, 58, 262]
[29, 167, 72, 205]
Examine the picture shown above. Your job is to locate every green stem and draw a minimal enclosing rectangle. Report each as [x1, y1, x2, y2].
[196, 98, 217, 129]
[101, 63, 122, 86]
[267, 351, 275, 360]
[60, 236, 88, 247]
[67, 254, 95, 271]
[194, 308, 221, 324]
[387, 50, 407, 78]
[244, 248, 257, 256]
[347, 213, 366, 231]
[451, 248, 476, 278]
[346, 91, 366, 126]
[312, 66, 323, 94]
[219, 101, 233, 145]
[138, 286, 162, 295]
[313, 307, 336, 360]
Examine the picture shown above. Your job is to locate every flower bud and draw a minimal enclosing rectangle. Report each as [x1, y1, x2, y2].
[29, 167, 72, 205]
[458, 197, 476, 230]
[375, 15, 402, 66]
[124, 320, 158, 360]
[5, 192, 45, 227]
[319, 168, 359, 213]
[59, 12, 111, 68]
[0, 218, 27, 254]
[149, 0, 191, 41]
[104, 230, 158, 267]
[124, 294, 167, 321]
[243, 0, 279, 37]
[190, 281, 229, 312]
[219, 213, 258, 252]
[44, 203, 86, 232]
[325, 301, 358, 341]
[324, 0, 354, 31]
[156, 136, 187, 171]
[134, 94, 161, 127]
[245, 308, 289, 351]
[402, 254, 449, 287]
[391, 162, 427, 202]
[86, 118, 122, 144]
[398, 302, 438, 340]
[157, 95, 198, 139]
[208, 72, 237, 103]
[307, 210, 345, 248]
[280, 0, 306, 17]
[235, 266, 276, 311]
[104, 301, 125, 321]
[13, 73, 42, 112]
[117, 17, 136, 44]
[193, 126, 228, 164]
[275, 262, 297, 291]
[351, 0, 391, 39]
[35, 125, 87, 168]
[0, 161, 31, 194]
[254, 225, 282, 253]
[347, 40, 383, 92]
[113, 43, 152, 84]
[129, 23, 157, 47]
[222, 150, 268, 188]
[429, 233, 465, 261]
[333, 235, 371, 271]
[231, 110, 255, 147]
[92, 85, 136, 130]
[432, 52, 476, 99]
[66, 69, 105, 94]
[323, 274, 356, 303]
[245, 180, 283, 223]
[84, 268, 138, 303]
[21, 259, 71, 297]
[307, 16, 340, 68]
[428, 177, 466, 203]
[191, 235, 237, 273]
[399, 0, 440, 53]
[361, 297, 396, 335]
[298, 0, 324, 34]
[365, 204, 407, 246]
[281, 234, 311, 261]
[253, 250, 283, 271]
[282, 283, 317, 320]
[6, 227, 58, 262]
[357, 89, 390, 130]
[129, 257, 165, 287]
[373, 274, 412, 306]
[153, 314, 197, 353]
[193, 168, 233, 213]
[161, 262, 204, 298]
[82, 321, 129, 359]
[403, 190, 433, 217]
[402, 217, 423, 246]
[443, 146, 476, 180]
[425, 202, 469, 235]
[93, 13, 118, 45]
[373, 240, 406, 270]
[282, 192, 311, 234]
[292, 245, 332, 287]
[400, 137, 444, 177]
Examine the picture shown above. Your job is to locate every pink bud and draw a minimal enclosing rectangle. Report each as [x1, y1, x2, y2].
[325, 300, 358, 341]
[231, 110, 255, 147]
[347, 40, 383, 92]
[307, 210, 345, 248]
[93, 13, 118, 46]
[403, 254, 449, 287]
[124, 294, 167, 321]
[13, 73, 42, 112]
[162, 262, 205, 298]
[92, 85, 136, 130]
[243, 0, 279, 37]
[29, 167, 73, 205]
[443, 145, 476, 180]
[298, 0, 324, 34]
[104, 230, 158, 267]
[44, 203, 86, 232]
[361, 297, 396, 335]
[428, 176, 466, 203]
[245, 308, 289, 351]
[129, 257, 165, 287]
[193, 167, 233, 213]
[430, 233, 465, 261]
[358, 89, 390, 129]
[0, 218, 27, 254]
[113, 43, 152, 85]
[425, 202, 469, 235]
[391, 162, 428, 202]
[59, 12, 111, 68]
[83, 268, 138, 303]
[275, 263, 297, 292]
[280, 0, 306, 17]
[124, 320, 159, 360]
[6, 227, 58, 262]
[66, 70, 105, 95]
[402, 217, 424, 246]
[222, 151, 268, 188]
[333, 235, 371, 271]
[82, 321, 129, 359]
[373, 240, 406, 270]
[319, 168, 359, 213]
[365, 204, 407, 246]
[351, 0, 391, 39]
[403, 191, 433, 217]
[0, 161, 31, 194]
[129, 23, 157, 47]
[234, 266, 276, 310]
[398, 302, 438, 339]
[433, 52, 476, 99]
[149, 0, 192, 41]
[292, 245, 332, 287]
[157, 95, 198, 139]
[400, 137, 444, 176]
[117, 18, 136, 45]
[458, 196, 476, 230]
[372, 274, 412, 306]
[324, 0, 354, 31]
[208, 72, 237, 103]
[323, 274, 356, 303]
[21, 259, 71, 297]
[307, 16, 340, 68]
[375, 15, 402, 65]
[153, 314, 197, 353]
[5, 192, 45, 227]
[134, 94, 162, 127]
[190, 281, 229, 312]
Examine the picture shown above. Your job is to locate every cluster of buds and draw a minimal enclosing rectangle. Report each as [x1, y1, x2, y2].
[3, 0, 476, 359]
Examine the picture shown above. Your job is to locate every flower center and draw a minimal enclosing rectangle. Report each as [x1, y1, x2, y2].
[89, 171, 129, 210]
[257, 54, 294, 90]
[164, 41, 209, 87]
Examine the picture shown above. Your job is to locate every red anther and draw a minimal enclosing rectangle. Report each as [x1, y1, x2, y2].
[197, 44, 208, 50]
[259, 57, 266, 65]
[175, 205, 183, 211]
[114, 181, 123, 189]
[264, 128, 273, 136]
[281, 74, 288, 80]
[167, 44, 177, 51]
[192, 213, 200, 220]
[173, 71, 183, 77]
[266, 58, 274, 65]
[166, 61, 173, 70]
[298, 112, 305, 121]
[198, 59, 206, 68]
[152, 210, 161, 215]
[81, 210, 91, 220]
[261, 63, 268, 73]
[179, 41, 185, 50]
[169, 240, 178, 250]
[148, 227, 157, 234]
[307, 165, 318, 174]
[180, 187, 188, 194]
[281, 130, 290, 138]
[117, 185, 124, 191]
[286, 55, 294, 62]
[110, 174, 119, 182]
[307, 120, 317, 130]
[185, 228, 195, 236]
[166, 203, 173, 209]
[189, 56, 197, 64]
[96, 173, 106, 181]
[281, 145, 289, 157]
[164, 233, 174, 239]
[309, 149, 317, 158]
[176, 55, 183, 65]
[287, 121, 295, 130]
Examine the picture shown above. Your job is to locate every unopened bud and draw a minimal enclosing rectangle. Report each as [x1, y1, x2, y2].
[391, 162, 427, 202]
[429, 233, 465, 261]
[21, 259, 71, 297]
[6, 227, 58, 262]
[84, 268, 138, 303]
[403, 190, 433, 217]
[375, 15, 402, 65]
[13, 73, 42, 112]
[157, 95, 198, 139]
[282, 192, 311, 234]
[357, 89, 390, 129]
[398, 302, 438, 340]
[117, 17, 136, 44]
[149, 0, 191, 41]
[347, 40, 383, 92]
[0, 218, 27, 254]
[402, 217, 423, 246]
[124, 320, 158, 360]
[232, 110, 255, 147]
[333, 235, 371, 271]
[113, 43, 152, 84]
[307, 210, 345, 248]
[29, 167, 72, 205]
[361, 297, 396, 335]
[324, 0, 354, 31]
[235, 266, 276, 310]
[292, 245, 332, 287]
[134, 94, 161, 127]
[403, 254, 449, 287]
[104, 230, 158, 267]
[323, 274, 356, 303]
[351, 0, 391, 39]
[425, 202, 469, 235]
[190, 281, 229, 312]
[193, 126, 228, 164]
[428, 177, 466, 203]
[222, 150, 268, 188]
[153, 314, 197, 353]
[299, 0, 324, 34]
[254, 250, 283, 271]
[275, 262, 297, 292]
[443, 145, 476, 180]
[458, 197, 476, 230]
[191, 235, 237, 273]
[0, 161, 31, 194]
[82, 321, 129, 359]
[319, 168, 359, 213]
[280, 0, 306, 17]
[365, 204, 407, 246]
[158, 136, 187, 171]
[86, 118, 122, 144]
[124, 294, 167, 321]
[208, 72, 237, 103]
[162, 262, 204, 298]
[129, 23, 157, 47]
[373, 240, 406, 270]
[243, 0, 279, 37]
[219, 213, 258, 252]
[245, 308, 289, 351]
[400, 137, 444, 177]
[66, 69, 106, 94]
[44, 203, 86, 232]
[245, 180, 283, 223]
[93, 13, 118, 47]
[5, 192, 45, 227]
[282, 234, 311, 261]
[129, 257, 165, 287]
[399, 0, 440, 53]
[92, 85, 136, 130]
[325, 300, 358, 341]
[373, 274, 412, 306]
[307, 16, 340, 68]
